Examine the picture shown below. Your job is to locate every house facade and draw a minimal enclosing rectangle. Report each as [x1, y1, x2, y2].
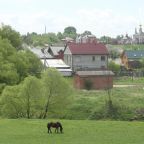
[64, 42, 109, 71]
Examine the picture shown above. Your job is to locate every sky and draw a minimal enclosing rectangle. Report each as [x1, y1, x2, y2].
[0, 0, 144, 38]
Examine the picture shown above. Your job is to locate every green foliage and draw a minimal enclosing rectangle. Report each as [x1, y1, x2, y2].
[0, 69, 72, 119]
[0, 76, 43, 118]
[63, 26, 77, 39]
[20, 76, 43, 118]
[22, 33, 60, 46]
[84, 79, 93, 90]
[0, 24, 22, 49]
[0, 36, 42, 85]
[108, 61, 120, 75]
[41, 68, 72, 118]
[0, 85, 23, 118]
[81, 30, 92, 36]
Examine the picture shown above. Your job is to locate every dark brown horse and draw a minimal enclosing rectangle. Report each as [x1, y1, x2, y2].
[47, 122, 63, 133]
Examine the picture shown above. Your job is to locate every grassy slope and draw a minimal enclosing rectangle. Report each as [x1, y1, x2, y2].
[0, 119, 144, 144]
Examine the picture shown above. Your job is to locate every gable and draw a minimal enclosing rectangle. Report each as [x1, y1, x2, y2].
[64, 46, 72, 55]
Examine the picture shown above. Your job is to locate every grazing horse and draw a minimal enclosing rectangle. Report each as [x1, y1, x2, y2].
[47, 122, 63, 133]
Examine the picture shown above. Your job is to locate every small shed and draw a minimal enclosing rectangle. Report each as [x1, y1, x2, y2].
[74, 70, 114, 90]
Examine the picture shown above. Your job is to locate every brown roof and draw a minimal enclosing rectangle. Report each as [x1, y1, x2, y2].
[67, 42, 108, 55]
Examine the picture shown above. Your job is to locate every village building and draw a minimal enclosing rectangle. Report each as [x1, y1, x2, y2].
[64, 35, 114, 89]
[74, 70, 114, 90]
[41, 59, 72, 76]
[64, 42, 109, 72]
[133, 25, 144, 44]
[118, 25, 144, 44]
[120, 50, 144, 69]
[29, 47, 72, 76]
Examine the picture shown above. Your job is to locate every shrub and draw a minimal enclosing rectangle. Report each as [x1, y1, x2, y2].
[84, 79, 93, 90]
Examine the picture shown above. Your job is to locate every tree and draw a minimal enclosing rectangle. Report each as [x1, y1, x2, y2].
[42, 68, 72, 119]
[0, 24, 22, 50]
[19, 76, 43, 119]
[108, 61, 120, 75]
[82, 30, 92, 36]
[0, 37, 19, 85]
[63, 26, 77, 39]
[57, 32, 64, 40]
[0, 85, 24, 118]
[0, 76, 43, 118]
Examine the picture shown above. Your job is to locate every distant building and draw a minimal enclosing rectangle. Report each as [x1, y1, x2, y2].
[118, 25, 144, 44]
[120, 50, 144, 69]
[118, 34, 132, 45]
[133, 25, 144, 44]
[76, 34, 97, 44]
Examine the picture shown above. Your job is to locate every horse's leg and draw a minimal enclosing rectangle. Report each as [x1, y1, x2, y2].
[50, 128, 52, 133]
[48, 128, 52, 133]
[55, 128, 58, 133]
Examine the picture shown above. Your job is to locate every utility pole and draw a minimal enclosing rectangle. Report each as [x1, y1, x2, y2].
[44, 25, 47, 34]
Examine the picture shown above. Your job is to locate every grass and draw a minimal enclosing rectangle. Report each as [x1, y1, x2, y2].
[0, 119, 144, 144]
[63, 82, 144, 120]
[114, 76, 144, 85]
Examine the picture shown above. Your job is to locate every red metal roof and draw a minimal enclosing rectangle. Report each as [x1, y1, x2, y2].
[67, 42, 108, 55]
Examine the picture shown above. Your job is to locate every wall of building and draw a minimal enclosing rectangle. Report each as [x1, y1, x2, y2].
[74, 75, 113, 90]
[72, 55, 108, 71]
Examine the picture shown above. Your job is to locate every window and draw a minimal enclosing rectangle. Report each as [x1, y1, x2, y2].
[92, 56, 95, 61]
[101, 56, 105, 61]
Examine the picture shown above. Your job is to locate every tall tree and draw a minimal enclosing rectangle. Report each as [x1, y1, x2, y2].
[63, 26, 77, 39]
[42, 68, 72, 119]
[0, 85, 24, 118]
[0, 24, 22, 50]
[20, 76, 42, 119]
[82, 30, 92, 36]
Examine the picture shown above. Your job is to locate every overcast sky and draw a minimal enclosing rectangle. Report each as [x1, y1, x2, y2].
[0, 0, 144, 37]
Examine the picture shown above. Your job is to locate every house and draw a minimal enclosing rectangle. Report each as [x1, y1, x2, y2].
[120, 50, 144, 69]
[41, 59, 72, 76]
[47, 46, 65, 59]
[30, 47, 72, 76]
[64, 42, 109, 71]
[74, 70, 114, 90]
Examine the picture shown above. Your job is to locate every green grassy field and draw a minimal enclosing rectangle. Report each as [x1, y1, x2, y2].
[0, 119, 144, 144]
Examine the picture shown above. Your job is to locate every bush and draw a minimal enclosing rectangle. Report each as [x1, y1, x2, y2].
[89, 100, 133, 120]
[84, 79, 93, 90]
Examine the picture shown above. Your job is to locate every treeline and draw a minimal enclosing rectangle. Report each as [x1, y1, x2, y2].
[22, 26, 78, 46]
[22, 26, 121, 46]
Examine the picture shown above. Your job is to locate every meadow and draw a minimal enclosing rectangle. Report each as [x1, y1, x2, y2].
[60, 76, 144, 120]
[0, 119, 144, 144]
